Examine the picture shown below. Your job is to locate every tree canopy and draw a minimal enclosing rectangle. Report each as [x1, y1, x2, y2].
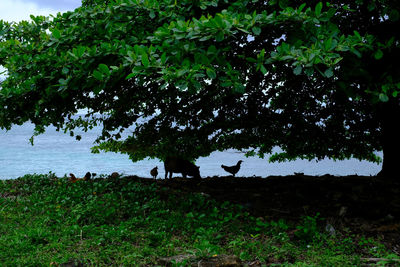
[0, 0, 399, 176]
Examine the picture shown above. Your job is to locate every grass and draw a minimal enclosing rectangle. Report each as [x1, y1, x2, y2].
[0, 173, 398, 266]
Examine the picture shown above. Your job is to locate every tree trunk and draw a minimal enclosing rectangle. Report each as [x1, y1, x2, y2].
[377, 99, 400, 179]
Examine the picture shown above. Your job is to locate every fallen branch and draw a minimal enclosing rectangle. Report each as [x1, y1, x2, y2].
[269, 208, 291, 214]
[361, 257, 400, 263]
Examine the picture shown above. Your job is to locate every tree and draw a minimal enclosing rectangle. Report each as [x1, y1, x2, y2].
[0, 0, 399, 177]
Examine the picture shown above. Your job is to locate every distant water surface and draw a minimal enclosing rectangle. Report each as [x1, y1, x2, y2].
[0, 123, 382, 179]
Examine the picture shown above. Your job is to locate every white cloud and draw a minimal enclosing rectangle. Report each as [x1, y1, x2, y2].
[0, 0, 66, 23]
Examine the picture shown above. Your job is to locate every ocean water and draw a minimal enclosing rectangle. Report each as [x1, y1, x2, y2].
[0, 123, 382, 179]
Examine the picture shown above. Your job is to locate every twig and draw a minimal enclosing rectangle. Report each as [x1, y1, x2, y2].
[361, 257, 400, 263]
[269, 208, 290, 214]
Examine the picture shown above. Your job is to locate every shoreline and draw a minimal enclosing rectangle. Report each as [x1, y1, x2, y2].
[1, 172, 381, 181]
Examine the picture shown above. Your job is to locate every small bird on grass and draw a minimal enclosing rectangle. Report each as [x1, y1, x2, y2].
[69, 172, 91, 183]
[110, 172, 119, 179]
[150, 166, 158, 179]
[83, 172, 91, 181]
[69, 173, 78, 183]
[221, 160, 243, 177]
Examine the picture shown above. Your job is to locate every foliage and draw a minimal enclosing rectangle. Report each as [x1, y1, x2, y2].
[0, 174, 397, 265]
[0, 1, 399, 171]
[294, 213, 322, 243]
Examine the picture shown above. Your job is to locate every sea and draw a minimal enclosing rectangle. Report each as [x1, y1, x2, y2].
[0, 122, 382, 180]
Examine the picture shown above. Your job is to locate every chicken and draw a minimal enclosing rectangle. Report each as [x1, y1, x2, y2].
[110, 172, 119, 179]
[83, 172, 91, 181]
[221, 160, 243, 177]
[150, 166, 158, 179]
[69, 173, 80, 183]
[69, 172, 91, 183]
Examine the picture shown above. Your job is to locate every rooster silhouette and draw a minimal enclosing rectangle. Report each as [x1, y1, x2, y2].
[221, 160, 243, 177]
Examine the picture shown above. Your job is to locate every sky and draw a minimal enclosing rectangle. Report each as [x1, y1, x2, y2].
[0, 0, 82, 23]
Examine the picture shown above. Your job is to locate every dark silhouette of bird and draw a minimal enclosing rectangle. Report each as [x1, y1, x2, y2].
[110, 172, 119, 179]
[69, 173, 78, 183]
[69, 172, 91, 183]
[150, 166, 158, 179]
[83, 172, 91, 181]
[221, 160, 243, 177]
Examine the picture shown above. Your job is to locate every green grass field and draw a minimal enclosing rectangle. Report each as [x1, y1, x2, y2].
[0, 173, 398, 266]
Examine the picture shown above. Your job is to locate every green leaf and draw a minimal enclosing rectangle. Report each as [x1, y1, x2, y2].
[324, 38, 332, 51]
[304, 67, 314, 76]
[176, 80, 188, 90]
[374, 49, 383, 60]
[278, 0, 289, 9]
[324, 68, 333, 78]
[298, 3, 306, 13]
[52, 29, 61, 39]
[333, 57, 342, 65]
[61, 67, 69, 75]
[161, 52, 167, 64]
[76, 46, 86, 58]
[351, 48, 362, 58]
[221, 80, 232, 87]
[329, 39, 338, 50]
[315, 2, 323, 17]
[206, 68, 217, 79]
[246, 57, 257, 63]
[382, 84, 390, 93]
[58, 78, 67, 86]
[192, 79, 202, 90]
[215, 31, 224, 42]
[252, 26, 261, 36]
[177, 68, 188, 77]
[259, 49, 265, 59]
[93, 86, 102, 94]
[353, 30, 361, 40]
[207, 45, 217, 55]
[326, 8, 336, 19]
[149, 10, 156, 19]
[233, 82, 246, 93]
[141, 52, 149, 68]
[199, 36, 211, 41]
[93, 70, 103, 81]
[98, 64, 110, 75]
[260, 64, 267, 75]
[293, 65, 302, 75]
[367, 2, 376, 11]
[379, 93, 389, 102]
[125, 73, 137, 80]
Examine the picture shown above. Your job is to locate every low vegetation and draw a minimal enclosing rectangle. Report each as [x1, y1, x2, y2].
[0, 174, 398, 266]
